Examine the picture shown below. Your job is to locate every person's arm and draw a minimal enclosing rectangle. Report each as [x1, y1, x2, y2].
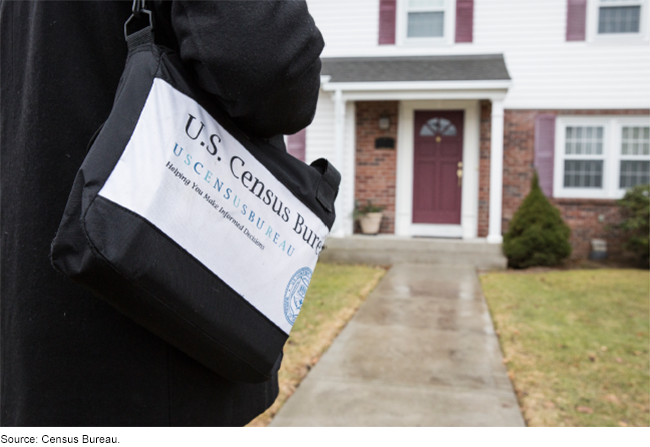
[171, 1, 324, 138]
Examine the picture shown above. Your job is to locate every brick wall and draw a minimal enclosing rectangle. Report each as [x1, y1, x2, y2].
[352, 102, 646, 258]
[355, 101, 398, 234]
[478, 101, 491, 237]
[552, 198, 625, 258]
[500, 109, 650, 258]
[501, 109, 536, 234]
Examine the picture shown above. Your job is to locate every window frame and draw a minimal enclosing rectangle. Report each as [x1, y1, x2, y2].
[396, 0, 456, 46]
[554, 116, 650, 199]
[619, 124, 650, 189]
[587, 0, 649, 43]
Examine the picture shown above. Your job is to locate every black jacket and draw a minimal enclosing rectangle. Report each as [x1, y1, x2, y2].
[0, 0, 323, 426]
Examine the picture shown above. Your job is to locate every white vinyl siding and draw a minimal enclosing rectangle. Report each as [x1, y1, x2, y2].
[304, 92, 356, 235]
[307, 0, 650, 109]
[305, 90, 336, 165]
[306, 0, 380, 52]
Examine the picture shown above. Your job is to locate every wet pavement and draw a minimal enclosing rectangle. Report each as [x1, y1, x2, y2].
[270, 264, 525, 426]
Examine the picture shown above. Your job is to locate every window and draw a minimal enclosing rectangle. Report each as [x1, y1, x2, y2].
[598, 0, 642, 34]
[587, 0, 648, 41]
[407, 0, 445, 37]
[563, 126, 604, 188]
[399, 0, 453, 44]
[420, 117, 458, 136]
[620, 126, 650, 187]
[554, 117, 650, 199]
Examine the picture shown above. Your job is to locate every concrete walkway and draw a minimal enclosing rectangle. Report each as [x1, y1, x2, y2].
[271, 264, 525, 426]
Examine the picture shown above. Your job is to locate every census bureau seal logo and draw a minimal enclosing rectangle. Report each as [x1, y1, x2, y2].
[284, 267, 312, 326]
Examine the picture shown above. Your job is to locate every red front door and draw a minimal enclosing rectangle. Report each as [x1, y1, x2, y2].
[412, 111, 464, 224]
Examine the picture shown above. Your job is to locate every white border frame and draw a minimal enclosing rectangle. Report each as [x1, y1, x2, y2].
[396, 100, 480, 238]
[554, 115, 650, 199]
[396, 0, 456, 47]
[554, 116, 611, 199]
[587, 0, 650, 44]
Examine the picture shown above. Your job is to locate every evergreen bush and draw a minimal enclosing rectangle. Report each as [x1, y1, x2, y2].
[616, 183, 649, 267]
[503, 173, 572, 268]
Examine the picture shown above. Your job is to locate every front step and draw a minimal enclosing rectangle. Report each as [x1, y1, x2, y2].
[320, 235, 507, 270]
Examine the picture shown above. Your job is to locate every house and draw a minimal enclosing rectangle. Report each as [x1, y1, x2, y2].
[288, 0, 650, 258]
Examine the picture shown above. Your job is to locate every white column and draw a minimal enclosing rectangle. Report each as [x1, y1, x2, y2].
[487, 99, 504, 244]
[343, 101, 356, 236]
[332, 89, 346, 237]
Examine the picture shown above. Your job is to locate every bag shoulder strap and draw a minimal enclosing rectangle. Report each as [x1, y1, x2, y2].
[122, 3, 341, 217]
[124, 0, 154, 50]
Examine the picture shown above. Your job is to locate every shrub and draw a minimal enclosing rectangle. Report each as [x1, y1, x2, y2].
[616, 183, 649, 266]
[503, 173, 572, 268]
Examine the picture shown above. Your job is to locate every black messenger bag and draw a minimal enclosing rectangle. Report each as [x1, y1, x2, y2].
[51, 7, 340, 383]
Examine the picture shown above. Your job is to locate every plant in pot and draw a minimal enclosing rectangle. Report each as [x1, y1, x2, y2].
[353, 200, 385, 235]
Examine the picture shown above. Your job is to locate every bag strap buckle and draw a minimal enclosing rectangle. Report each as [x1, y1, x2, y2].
[124, 0, 154, 46]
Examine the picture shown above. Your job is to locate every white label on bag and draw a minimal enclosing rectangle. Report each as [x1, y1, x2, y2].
[98, 78, 329, 334]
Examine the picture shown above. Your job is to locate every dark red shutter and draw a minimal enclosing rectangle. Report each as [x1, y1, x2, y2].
[534, 114, 556, 197]
[455, 0, 474, 43]
[378, 0, 397, 45]
[566, 0, 587, 41]
[287, 129, 306, 162]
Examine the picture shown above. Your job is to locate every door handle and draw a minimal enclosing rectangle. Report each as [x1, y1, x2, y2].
[457, 161, 463, 187]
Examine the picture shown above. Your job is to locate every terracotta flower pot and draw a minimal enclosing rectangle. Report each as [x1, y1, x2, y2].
[359, 212, 383, 235]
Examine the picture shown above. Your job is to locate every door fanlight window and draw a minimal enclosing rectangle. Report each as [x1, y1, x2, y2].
[419, 117, 458, 137]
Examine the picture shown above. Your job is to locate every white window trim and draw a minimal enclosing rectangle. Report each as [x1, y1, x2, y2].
[396, 0, 456, 46]
[618, 119, 650, 194]
[554, 116, 650, 199]
[586, 0, 650, 43]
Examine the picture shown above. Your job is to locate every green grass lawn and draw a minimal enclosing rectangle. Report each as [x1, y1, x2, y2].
[480, 269, 649, 427]
[247, 262, 386, 427]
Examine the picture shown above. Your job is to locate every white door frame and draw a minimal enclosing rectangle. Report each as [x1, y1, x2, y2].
[395, 100, 480, 239]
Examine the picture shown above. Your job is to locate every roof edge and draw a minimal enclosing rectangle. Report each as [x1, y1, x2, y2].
[321, 79, 512, 92]
[321, 53, 507, 63]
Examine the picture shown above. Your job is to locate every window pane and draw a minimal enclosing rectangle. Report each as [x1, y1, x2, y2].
[564, 160, 604, 188]
[622, 126, 650, 155]
[565, 126, 604, 155]
[408, 12, 444, 37]
[442, 125, 457, 136]
[620, 160, 650, 188]
[409, 0, 445, 9]
[420, 117, 457, 136]
[598, 6, 640, 33]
